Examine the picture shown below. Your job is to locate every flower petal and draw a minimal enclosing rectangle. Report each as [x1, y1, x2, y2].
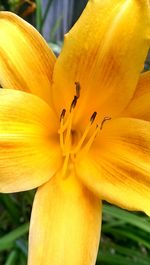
[76, 118, 150, 215]
[28, 172, 101, 265]
[52, 0, 150, 125]
[122, 71, 150, 120]
[0, 12, 56, 105]
[0, 89, 61, 193]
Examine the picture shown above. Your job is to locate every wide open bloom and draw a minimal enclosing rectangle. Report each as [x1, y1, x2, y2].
[0, 0, 150, 264]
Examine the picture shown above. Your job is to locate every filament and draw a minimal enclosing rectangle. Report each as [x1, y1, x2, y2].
[61, 153, 70, 178]
[82, 125, 99, 152]
[71, 112, 97, 154]
[64, 111, 74, 155]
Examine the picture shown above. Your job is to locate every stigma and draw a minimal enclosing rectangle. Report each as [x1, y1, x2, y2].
[58, 82, 111, 176]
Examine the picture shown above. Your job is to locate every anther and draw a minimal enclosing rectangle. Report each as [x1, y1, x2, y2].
[100, 117, 111, 130]
[90, 112, 97, 124]
[71, 112, 97, 155]
[60, 109, 66, 122]
[70, 96, 78, 112]
[75, 82, 81, 98]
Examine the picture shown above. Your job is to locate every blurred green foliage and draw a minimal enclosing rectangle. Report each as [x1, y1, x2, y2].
[0, 1, 33, 12]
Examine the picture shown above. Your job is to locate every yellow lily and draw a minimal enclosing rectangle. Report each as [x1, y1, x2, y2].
[0, 0, 150, 264]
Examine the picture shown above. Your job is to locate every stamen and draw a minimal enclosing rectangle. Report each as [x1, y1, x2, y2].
[60, 109, 66, 122]
[90, 112, 97, 124]
[100, 117, 111, 130]
[59, 109, 66, 153]
[59, 94, 78, 134]
[71, 112, 97, 154]
[70, 95, 78, 112]
[74, 116, 112, 153]
[83, 124, 99, 152]
[63, 94, 79, 153]
[75, 82, 81, 98]
[61, 153, 70, 178]
[59, 83, 80, 134]
[64, 111, 74, 155]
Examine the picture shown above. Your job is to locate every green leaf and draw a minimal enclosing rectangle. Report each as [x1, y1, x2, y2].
[4, 250, 18, 265]
[103, 204, 150, 233]
[0, 223, 29, 251]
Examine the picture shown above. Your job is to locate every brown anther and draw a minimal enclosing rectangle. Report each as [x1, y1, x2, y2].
[60, 109, 66, 121]
[100, 117, 111, 130]
[70, 96, 78, 112]
[75, 82, 81, 98]
[90, 112, 97, 124]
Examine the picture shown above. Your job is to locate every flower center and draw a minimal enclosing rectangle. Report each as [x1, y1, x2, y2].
[58, 82, 111, 177]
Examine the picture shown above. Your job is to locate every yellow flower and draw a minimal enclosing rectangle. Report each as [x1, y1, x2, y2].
[0, 0, 150, 264]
